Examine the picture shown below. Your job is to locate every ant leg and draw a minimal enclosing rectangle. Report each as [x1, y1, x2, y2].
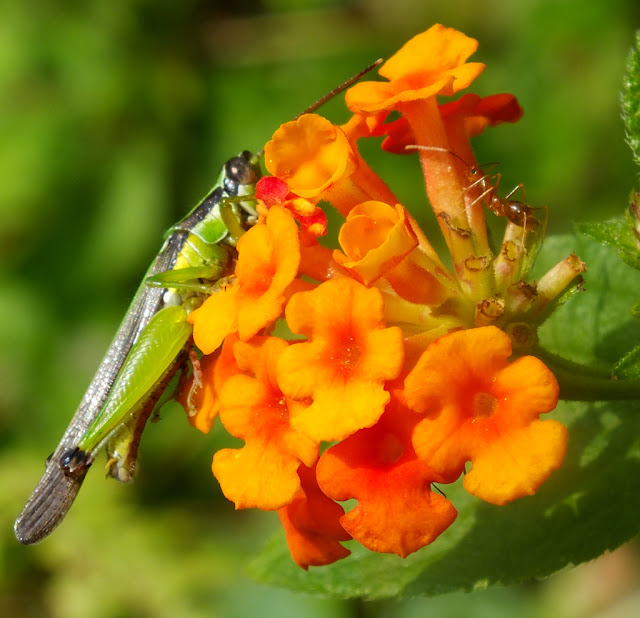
[466, 171, 501, 210]
[486, 170, 501, 195]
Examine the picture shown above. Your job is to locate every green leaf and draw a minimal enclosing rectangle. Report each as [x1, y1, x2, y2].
[577, 216, 640, 270]
[622, 30, 640, 169]
[250, 234, 640, 598]
[614, 345, 640, 378]
[536, 234, 640, 369]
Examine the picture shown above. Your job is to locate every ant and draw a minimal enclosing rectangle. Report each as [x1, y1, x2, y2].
[406, 145, 539, 229]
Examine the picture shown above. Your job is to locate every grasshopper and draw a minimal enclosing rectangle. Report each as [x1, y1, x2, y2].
[14, 152, 261, 544]
[14, 60, 383, 546]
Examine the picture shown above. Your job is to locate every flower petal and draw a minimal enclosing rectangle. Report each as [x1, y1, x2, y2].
[212, 337, 318, 510]
[317, 405, 457, 557]
[405, 327, 565, 503]
[346, 24, 485, 114]
[278, 464, 351, 569]
[278, 278, 404, 442]
[188, 205, 301, 350]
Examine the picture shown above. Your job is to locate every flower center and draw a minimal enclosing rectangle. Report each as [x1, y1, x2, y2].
[377, 433, 404, 466]
[472, 391, 497, 418]
[336, 337, 363, 373]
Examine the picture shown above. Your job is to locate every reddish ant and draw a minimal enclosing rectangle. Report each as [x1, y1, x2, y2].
[406, 145, 539, 229]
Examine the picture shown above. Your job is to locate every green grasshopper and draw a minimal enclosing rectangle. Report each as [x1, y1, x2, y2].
[14, 152, 261, 544]
[14, 60, 383, 546]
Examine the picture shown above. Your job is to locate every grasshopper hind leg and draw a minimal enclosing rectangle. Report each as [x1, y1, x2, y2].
[14, 460, 88, 545]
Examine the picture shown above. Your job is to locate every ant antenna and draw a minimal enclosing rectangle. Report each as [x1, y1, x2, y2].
[405, 144, 471, 168]
[405, 144, 537, 230]
[255, 58, 383, 158]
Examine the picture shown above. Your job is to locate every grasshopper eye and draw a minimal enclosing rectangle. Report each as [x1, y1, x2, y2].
[225, 153, 257, 186]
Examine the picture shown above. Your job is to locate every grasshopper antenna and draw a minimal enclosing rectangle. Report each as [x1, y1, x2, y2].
[255, 58, 383, 158]
[294, 58, 383, 119]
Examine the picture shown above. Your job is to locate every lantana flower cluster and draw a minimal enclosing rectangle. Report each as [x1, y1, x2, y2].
[180, 24, 586, 568]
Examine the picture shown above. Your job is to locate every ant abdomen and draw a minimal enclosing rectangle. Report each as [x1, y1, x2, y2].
[501, 200, 535, 228]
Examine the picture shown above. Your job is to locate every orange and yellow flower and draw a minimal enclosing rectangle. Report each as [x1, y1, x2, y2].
[316, 401, 458, 558]
[345, 24, 485, 114]
[404, 326, 566, 505]
[264, 113, 399, 217]
[277, 277, 404, 443]
[211, 335, 318, 510]
[188, 205, 300, 352]
[176, 23, 586, 568]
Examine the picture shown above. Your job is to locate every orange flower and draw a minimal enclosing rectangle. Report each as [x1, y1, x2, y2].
[444, 92, 524, 137]
[317, 403, 458, 557]
[345, 25, 488, 267]
[188, 205, 300, 353]
[334, 201, 418, 284]
[264, 114, 397, 216]
[278, 464, 352, 569]
[174, 25, 585, 569]
[346, 24, 485, 114]
[265, 114, 356, 197]
[404, 326, 566, 505]
[277, 278, 404, 442]
[334, 200, 451, 305]
[212, 336, 318, 510]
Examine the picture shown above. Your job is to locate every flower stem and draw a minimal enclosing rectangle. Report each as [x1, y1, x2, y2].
[534, 347, 640, 401]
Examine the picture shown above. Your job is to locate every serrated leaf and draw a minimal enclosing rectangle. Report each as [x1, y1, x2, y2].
[577, 217, 640, 270]
[622, 30, 640, 168]
[250, 234, 640, 598]
[614, 345, 640, 378]
[251, 399, 640, 598]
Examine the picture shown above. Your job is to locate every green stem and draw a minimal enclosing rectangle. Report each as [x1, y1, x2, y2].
[533, 347, 640, 401]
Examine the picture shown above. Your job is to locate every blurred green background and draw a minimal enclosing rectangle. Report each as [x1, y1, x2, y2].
[2, 1, 640, 616]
